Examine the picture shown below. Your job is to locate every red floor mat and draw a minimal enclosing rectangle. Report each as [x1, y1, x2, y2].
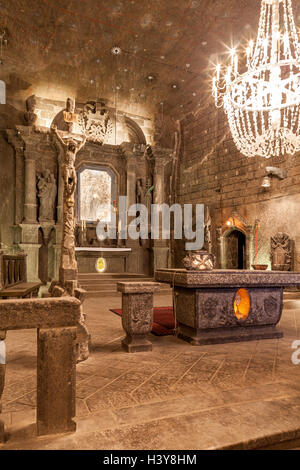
[110, 307, 175, 336]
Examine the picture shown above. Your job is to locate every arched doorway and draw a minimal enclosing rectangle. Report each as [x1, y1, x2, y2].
[225, 229, 246, 269]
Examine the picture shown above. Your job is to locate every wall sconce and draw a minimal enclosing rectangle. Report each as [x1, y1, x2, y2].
[226, 217, 234, 227]
[261, 176, 271, 188]
[261, 167, 286, 188]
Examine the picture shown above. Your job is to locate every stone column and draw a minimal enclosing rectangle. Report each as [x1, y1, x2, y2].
[15, 149, 25, 225]
[117, 281, 160, 352]
[122, 144, 140, 273]
[5, 130, 25, 225]
[52, 243, 62, 281]
[23, 158, 37, 224]
[37, 326, 77, 435]
[153, 154, 169, 270]
[216, 228, 226, 269]
[246, 226, 255, 270]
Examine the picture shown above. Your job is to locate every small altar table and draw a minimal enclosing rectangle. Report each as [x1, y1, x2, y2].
[155, 269, 300, 345]
[75, 247, 132, 273]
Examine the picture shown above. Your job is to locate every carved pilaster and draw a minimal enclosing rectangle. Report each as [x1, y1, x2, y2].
[151, 147, 173, 270]
[5, 129, 25, 225]
[121, 144, 140, 271]
[24, 158, 37, 223]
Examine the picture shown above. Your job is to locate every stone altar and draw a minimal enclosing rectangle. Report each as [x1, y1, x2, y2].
[155, 269, 300, 345]
[75, 247, 131, 273]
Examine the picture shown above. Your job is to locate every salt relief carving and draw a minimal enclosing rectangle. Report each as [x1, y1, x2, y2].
[77, 102, 114, 145]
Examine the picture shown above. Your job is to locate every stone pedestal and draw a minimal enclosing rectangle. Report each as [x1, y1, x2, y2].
[59, 267, 78, 285]
[37, 326, 77, 436]
[14, 224, 41, 282]
[155, 269, 300, 345]
[19, 243, 41, 283]
[52, 243, 62, 281]
[117, 282, 160, 352]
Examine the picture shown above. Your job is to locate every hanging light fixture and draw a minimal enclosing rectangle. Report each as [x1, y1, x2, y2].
[212, 0, 300, 158]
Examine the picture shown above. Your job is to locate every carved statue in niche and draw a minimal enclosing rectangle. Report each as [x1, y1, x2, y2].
[143, 145, 155, 177]
[136, 178, 145, 206]
[37, 169, 57, 222]
[24, 95, 37, 126]
[270, 232, 293, 271]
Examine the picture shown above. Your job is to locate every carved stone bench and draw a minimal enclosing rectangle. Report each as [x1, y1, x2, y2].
[117, 282, 160, 353]
[0, 296, 81, 443]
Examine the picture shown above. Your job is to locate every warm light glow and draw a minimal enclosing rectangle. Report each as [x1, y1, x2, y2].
[234, 288, 250, 320]
[95, 257, 106, 273]
[213, 0, 300, 158]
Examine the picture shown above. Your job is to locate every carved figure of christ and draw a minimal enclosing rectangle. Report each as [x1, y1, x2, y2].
[52, 124, 86, 284]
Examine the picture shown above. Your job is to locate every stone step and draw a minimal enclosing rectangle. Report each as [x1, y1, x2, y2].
[80, 280, 171, 290]
[78, 273, 148, 280]
[85, 287, 172, 298]
[283, 292, 300, 300]
[77, 272, 171, 297]
[85, 290, 121, 298]
[79, 277, 154, 286]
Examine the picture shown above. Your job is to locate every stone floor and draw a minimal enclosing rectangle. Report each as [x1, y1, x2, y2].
[1, 292, 300, 450]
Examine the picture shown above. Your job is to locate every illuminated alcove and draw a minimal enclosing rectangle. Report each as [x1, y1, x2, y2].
[77, 165, 117, 224]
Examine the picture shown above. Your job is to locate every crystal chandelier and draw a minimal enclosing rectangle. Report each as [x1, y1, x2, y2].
[212, 0, 300, 158]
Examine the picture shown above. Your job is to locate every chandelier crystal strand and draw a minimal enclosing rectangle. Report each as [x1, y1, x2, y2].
[213, 0, 300, 158]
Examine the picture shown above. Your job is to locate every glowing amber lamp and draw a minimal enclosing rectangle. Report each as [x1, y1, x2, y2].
[234, 288, 250, 320]
[95, 257, 106, 273]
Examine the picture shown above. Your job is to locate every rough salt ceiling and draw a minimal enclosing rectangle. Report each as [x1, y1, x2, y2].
[1, 0, 300, 118]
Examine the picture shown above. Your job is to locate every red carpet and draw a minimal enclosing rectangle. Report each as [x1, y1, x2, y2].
[110, 307, 175, 336]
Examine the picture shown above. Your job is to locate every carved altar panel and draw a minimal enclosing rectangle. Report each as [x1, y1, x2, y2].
[78, 167, 113, 223]
[270, 232, 293, 271]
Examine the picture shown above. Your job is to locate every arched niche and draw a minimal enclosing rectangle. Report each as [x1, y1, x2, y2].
[217, 212, 255, 270]
[50, 99, 148, 146]
[125, 116, 146, 145]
